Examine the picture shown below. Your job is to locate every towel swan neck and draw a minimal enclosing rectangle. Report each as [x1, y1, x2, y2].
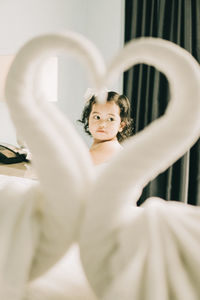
[94, 38, 200, 204]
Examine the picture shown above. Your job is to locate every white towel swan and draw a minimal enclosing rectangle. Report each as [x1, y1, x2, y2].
[79, 39, 200, 299]
[4, 32, 102, 299]
[4, 32, 200, 300]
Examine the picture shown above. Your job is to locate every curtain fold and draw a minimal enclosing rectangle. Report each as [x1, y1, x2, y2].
[124, 0, 200, 205]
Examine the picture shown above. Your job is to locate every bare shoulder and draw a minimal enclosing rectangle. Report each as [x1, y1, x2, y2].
[99, 140, 123, 152]
[90, 140, 123, 165]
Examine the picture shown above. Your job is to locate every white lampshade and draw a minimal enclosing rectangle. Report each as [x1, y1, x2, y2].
[0, 55, 58, 102]
[37, 56, 58, 102]
[0, 55, 14, 102]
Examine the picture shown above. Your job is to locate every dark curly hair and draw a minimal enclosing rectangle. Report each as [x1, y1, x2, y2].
[78, 91, 134, 142]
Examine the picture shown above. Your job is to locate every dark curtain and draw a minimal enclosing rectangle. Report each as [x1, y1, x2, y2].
[123, 0, 200, 206]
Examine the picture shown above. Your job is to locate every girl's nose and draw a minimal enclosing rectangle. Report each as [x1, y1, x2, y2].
[99, 118, 106, 124]
[99, 123, 105, 128]
[98, 120, 106, 128]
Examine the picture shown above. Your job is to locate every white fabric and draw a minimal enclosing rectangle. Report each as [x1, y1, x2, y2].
[0, 175, 39, 299]
[0, 173, 96, 300]
[2, 32, 200, 300]
[81, 197, 200, 300]
[25, 244, 97, 300]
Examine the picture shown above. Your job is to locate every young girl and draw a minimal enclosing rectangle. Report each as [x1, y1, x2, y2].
[79, 90, 134, 165]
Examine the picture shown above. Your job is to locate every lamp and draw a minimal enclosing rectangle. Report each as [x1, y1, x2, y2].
[0, 55, 14, 102]
[36, 56, 58, 102]
[0, 55, 58, 102]
[0, 55, 58, 156]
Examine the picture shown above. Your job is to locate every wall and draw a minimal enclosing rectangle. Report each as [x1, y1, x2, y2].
[0, 0, 124, 146]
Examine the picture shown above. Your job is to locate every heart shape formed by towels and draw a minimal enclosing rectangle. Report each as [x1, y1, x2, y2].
[5, 31, 200, 300]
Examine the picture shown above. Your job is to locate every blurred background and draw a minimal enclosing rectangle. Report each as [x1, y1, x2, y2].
[0, 0, 199, 205]
[0, 0, 124, 146]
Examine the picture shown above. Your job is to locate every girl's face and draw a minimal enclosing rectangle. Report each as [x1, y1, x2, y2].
[88, 101, 123, 142]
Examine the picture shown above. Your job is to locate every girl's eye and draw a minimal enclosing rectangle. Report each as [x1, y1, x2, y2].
[108, 117, 115, 122]
[93, 115, 100, 120]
